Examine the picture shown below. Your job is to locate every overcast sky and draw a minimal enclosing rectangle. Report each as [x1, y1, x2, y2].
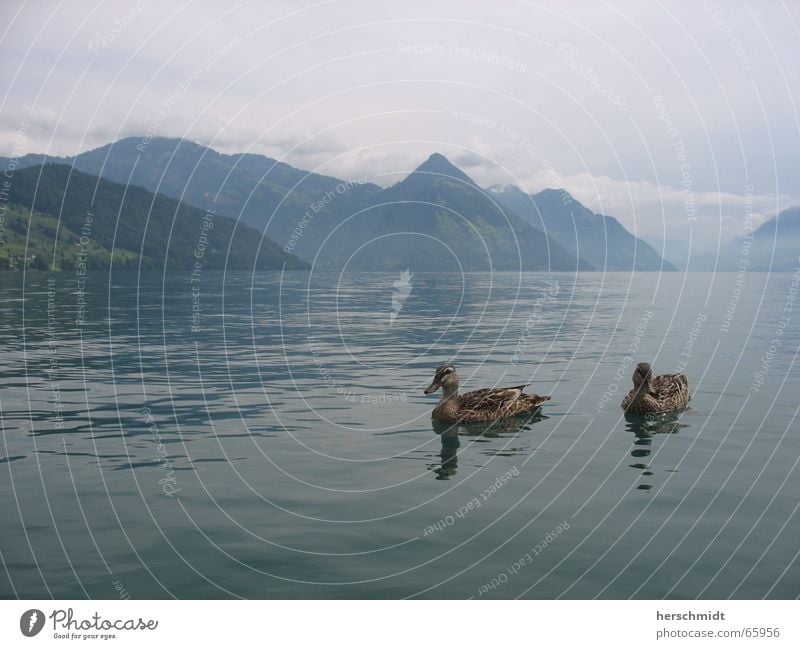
[1, 0, 798, 246]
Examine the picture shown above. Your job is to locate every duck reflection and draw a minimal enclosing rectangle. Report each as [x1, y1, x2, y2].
[431, 424, 460, 480]
[625, 410, 689, 491]
[429, 412, 547, 480]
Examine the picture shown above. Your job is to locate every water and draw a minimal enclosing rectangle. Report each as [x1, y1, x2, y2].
[1, 270, 798, 599]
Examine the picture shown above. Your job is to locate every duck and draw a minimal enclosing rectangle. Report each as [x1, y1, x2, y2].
[621, 362, 690, 414]
[423, 362, 551, 423]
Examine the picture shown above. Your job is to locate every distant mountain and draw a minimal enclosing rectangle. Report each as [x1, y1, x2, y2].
[643, 238, 689, 271]
[398, 152, 478, 188]
[0, 164, 308, 271]
[752, 207, 800, 239]
[3, 142, 587, 271]
[0, 137, 382, 261]
[2, 137, 689, 272]
[314, 153, 590, 271]
[692, 207, 800, 271]
[491, 186, 676, 271]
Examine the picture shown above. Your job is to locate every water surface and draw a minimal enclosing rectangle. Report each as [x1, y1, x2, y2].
[1, 270, 798, 599]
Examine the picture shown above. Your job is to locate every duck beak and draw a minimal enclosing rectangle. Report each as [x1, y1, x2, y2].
[424, 379, 441, 395]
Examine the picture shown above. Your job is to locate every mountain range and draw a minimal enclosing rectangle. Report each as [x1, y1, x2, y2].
[0, 164, 308, 271]
[2, 136, 685, 272]
[490, 185, 676, 271]
[312, 152, 588, 271]
[688, 207, 800, 272]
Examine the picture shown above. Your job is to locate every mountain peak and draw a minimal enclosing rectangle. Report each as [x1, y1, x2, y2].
[535, 187, 575, 203]
[776, 206, 800, 221]
[410, 153, 476, 186]
[753, 205, 800, 238]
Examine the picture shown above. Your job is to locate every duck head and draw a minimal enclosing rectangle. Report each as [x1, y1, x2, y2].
[632, 362, 653, 388]
[424, 362, 459, 395]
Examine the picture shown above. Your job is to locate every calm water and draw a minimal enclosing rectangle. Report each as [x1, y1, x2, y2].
[1, 270, 798, 599]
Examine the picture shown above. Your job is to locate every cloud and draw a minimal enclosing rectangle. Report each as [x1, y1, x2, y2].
[1, 0, 797, 243]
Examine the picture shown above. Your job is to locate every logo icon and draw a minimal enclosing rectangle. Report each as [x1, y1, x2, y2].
[20, 609, 45, 637]
[390, 269, 413, 325]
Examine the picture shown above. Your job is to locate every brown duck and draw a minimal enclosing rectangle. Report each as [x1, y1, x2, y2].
[424, 363, 551, 423]
[622, 362, 690, 414]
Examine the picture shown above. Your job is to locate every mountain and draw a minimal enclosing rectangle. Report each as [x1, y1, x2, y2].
[2, 138, 683, 272]
[314, 153, 590, 271]
[644, 237, 725, 271]
[3, 142, 587, 271]
[0, 164, 308, 271]
[491, 186, 676, 271]
[401, 152, 478, 188]
[692, 207, 800, 271]
[0, 137, 382, 261]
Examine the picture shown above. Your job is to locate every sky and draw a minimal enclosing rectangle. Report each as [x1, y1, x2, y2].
[1, 0, 798, 248]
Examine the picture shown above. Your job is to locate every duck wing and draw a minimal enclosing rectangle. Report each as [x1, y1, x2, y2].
[459, 385, 528, 411]
[650, 373, 690, 410]
[458, 385, 550, 421]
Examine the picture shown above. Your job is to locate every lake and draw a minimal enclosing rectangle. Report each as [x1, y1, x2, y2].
[1, 269, 798, 599]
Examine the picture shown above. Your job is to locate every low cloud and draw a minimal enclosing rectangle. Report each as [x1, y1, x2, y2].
[1, 0, 797, 246]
